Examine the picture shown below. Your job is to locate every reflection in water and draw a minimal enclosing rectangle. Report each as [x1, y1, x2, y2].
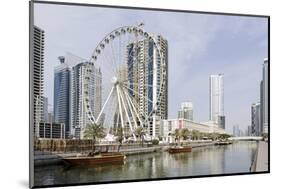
[35, 141, 258, 186]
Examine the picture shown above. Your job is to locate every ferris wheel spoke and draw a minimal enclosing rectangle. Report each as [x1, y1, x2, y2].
[123, 91, 138, 129]
[123, 89, 144, 128]
[116, 85, 125, 131]
[124, 84, 153, 126]
[103, 92, 118, 131]
[123, 84, 154, 104]
[95, 86, 114, 124]
[118, 86, 136, 140]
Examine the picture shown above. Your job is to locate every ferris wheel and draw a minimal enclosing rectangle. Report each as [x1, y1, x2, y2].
[83, 23, 165, 140]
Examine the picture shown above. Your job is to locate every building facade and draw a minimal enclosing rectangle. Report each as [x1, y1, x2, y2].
[251, 102, 261, 136]
[232, 125, 241, 137]
[260, 80, 264, 134]
[161, 118, 225, 142]
[178, 102, 193, 120]
[209, 74, 225, 129]
[127, 34, 168, 137]
[39, 122, 65, 139]
[54, 56, 71, 138]
[33, 26, 45, 137]
[42, 96, 48, 122]
[70, 62, 102, 139]
[262, 58, 269, 134]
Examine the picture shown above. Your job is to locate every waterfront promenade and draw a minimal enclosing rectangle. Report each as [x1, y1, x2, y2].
[34, 141, 216, 166]
[251, 141, 269, 172]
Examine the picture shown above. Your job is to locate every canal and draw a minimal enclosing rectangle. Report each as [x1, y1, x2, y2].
[34, 141, 258, 186]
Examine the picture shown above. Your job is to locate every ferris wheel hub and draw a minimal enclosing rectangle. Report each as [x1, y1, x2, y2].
[111, 76, 118, 85]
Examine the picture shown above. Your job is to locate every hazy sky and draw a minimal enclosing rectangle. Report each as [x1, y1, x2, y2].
[34, 3, 268, 133]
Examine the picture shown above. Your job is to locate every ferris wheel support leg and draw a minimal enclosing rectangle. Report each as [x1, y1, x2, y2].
[116, 85, 125, 131]
[123, 89, 144, 128]
[123, 89, 138, 130]
[118, 86, 137, 141]
[95, 86, 114, 124]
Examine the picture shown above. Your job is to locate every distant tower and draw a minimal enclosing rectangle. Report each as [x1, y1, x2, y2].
[54, 56, 71, 138]
[178, 102, 193, 120]
[261, 58, 269, 134]
[33, 25, 45, 137]
[251, 102, 261, 136]
[209, 74, 225, 129]
[232, 125, 240, 137]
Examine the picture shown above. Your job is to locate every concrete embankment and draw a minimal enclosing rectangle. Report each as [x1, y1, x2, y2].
[190, 142, 214, 148]
[250, 141, 269, 172]
[34, 142, 215, 166]
[34, 147, 162, 166]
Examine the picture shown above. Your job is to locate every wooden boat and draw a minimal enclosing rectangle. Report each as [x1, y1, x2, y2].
[63, 152, 125, 166]
[168, 146, 192, 153]
[215, 141, 233, 145]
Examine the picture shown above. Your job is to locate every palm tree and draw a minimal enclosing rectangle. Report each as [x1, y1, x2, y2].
[83, 123, 106, 155]
[115, 127, 124, 152]
[181, 128, 190, 140]
[218, 133, 231, 141]
[191, 130, 200, 140]
[134, 127, 146, 147]
[174, 129, 181, 146]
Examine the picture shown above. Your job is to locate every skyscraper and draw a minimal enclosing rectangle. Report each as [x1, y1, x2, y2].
[178, 102, 193, 120]
[260, 80, 264, 134]
[251, 102, 261, 136]
[42, 96, 48, 122]
[33, 25, 45, 137]
[54, 56, 71, 137]
[209, 74, 225, 129]
[233, 125, 241, 137]
[70, 62, 102, 139]
[262, 58, 269, 134]
[127, 35, 168, 137]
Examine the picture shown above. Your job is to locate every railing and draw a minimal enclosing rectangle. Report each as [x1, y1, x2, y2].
[34, 139, 152, 154]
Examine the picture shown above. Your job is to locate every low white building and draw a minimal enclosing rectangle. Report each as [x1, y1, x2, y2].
[160, 118, 225, 142]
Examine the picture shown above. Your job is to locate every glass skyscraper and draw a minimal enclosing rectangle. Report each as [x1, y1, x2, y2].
[251, 102, 261, 136]
[70, 62, 102, 139]
[209, 74, 225, 129]
[178, 102, 193, 120]
[261, 58, 269, 134]
[54, 56, 71, 137]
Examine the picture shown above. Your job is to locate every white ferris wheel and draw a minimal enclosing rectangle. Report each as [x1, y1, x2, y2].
[83, 24, 165, 140]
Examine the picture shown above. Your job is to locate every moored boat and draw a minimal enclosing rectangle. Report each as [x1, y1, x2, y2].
[63, 152, 126, 166]
[168, 146, 192, 153]
[215, 141, 233, 145]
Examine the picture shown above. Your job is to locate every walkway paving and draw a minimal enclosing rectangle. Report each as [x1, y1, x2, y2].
[255, 141, 269, 172]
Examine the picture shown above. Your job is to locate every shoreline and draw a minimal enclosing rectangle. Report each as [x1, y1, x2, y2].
[250, 141, 269, 172]
[34, 141, 218, 167]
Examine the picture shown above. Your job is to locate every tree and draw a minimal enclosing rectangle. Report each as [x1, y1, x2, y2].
[83, 123, 106, 155]
[181, 128, 190, 140]
[191, 130, 198, 140]
[174, 128, 181, 146]
[218, 133, 231, 141]
[115, 127, 124, 152]
[134, 127, 146, 147]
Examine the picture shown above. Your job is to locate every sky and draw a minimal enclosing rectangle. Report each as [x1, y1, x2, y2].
[34, 3, 268, 134]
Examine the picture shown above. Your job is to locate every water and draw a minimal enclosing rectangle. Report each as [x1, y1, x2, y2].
[34, 141, 257, 186]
